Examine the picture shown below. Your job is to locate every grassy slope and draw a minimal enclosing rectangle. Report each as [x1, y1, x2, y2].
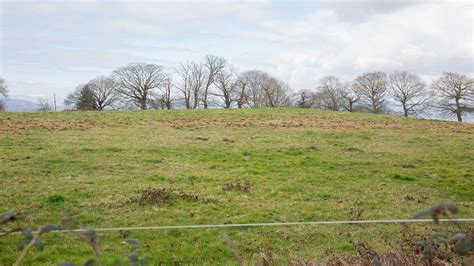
[0, 108, 473, 264]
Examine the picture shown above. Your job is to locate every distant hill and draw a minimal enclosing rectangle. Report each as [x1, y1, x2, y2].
[0, 98, 67, 112]
[1, 98, 38, 112]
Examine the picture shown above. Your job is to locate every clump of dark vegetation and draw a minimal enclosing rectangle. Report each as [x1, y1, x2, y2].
[403, 194, 416, 201]
[344, 147, 363, 152]
[306, 145, 319, 151]
[131, 187, 206, 206]
[222, 138, 235, 143]
[399, 163, 416, 169]
[191, 136, 209, 141]
[142, 158, 162, 164]
[46, 194, 67, 205]
[348, 208, 365, 221]
[392, 174, 415, 181]
[104, 147, 124, 153]
[188, 175, 198, 185]
[277, 146, 320, 155]
[222, 180, 253, 192]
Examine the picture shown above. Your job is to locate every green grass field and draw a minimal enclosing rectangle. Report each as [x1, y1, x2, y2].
[1, 108, 473, 264]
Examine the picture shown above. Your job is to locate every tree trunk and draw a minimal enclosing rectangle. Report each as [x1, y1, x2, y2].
[193, 92, 199, 109]
[403, 103, 408, 117]
[348, 101, 353, 112]
[455, 98, 462, 122]
[184, 94, 190, 109]
[203, 88, 209, 109]
[140, 100, 147, 110]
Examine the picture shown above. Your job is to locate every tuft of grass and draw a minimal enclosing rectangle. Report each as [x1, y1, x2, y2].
[142, 158, 162, 164]
[45, 195, 66, 205]
[104, 147, 123, 153]
[392, 174, 416, 181]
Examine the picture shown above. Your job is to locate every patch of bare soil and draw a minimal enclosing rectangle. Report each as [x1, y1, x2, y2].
[0, 118, 107, 134]
[159, 115, 474, 133]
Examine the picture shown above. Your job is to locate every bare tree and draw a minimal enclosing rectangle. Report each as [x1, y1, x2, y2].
[388, 71, 429, 117]
[314, 76, 344, 111]
[149, 76, 173, 110]
[37, 98, 53, 112]
[202, 55, 226, 109]
[190, 62, 206, 109]
[113, 63, 167, 110]
[175, 61, 206, 109]
[432, 72, 474, 122]
[0, 77, 7, 97]
[65, 77, 118, 111]
[0, 77, 7, 112]
[341, 82, 360, 112]
[214, 65, 238, 108]
[87, 76, 119, 110]
[234, 72, 252, 108]
[262, 76, 291, 107]
[244, 70, 269, 108]
[159, 76, 173, 110]
[241, 70, 291, 108]
[245, 71, 267, 107]
[353, 72, 388, 114]
[175, 62, 193, 109]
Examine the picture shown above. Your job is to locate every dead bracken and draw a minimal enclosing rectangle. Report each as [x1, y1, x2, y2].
[131, 188, 210, 205]
[345, 147, 363, 152]
[222, 180, 253, 192]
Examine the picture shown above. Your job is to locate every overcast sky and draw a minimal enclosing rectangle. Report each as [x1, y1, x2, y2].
[0, 0, 473, 101]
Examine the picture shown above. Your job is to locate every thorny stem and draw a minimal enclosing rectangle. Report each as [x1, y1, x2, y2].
[223, 234, 246, 266]
[0, 227, 22, 237]
[90, 242, 104, 266]
[13, 233, 38, 266]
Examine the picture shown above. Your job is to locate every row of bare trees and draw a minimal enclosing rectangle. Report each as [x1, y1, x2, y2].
[1, 56, 468, 121]
[65, 64, 473, 121]
[296, 71, 474, 122]
[64, 56, 293, 112]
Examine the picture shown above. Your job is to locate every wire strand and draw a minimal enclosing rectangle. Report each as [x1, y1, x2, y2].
[3, 218, 473, 235]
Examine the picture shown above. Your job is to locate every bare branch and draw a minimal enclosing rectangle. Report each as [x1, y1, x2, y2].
[389, 71, 429, 117]
[113, 63, 167, 110]
[202, 55, 226, 109]
[431, 72, 474, 122]
[353, 72, 389, 114]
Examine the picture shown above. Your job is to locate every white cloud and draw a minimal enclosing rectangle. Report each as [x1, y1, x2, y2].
[239, 1, 473, 88]
[0, 0, 472, 99]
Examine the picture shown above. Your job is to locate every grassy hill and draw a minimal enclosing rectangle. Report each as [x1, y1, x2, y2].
[1, 108, 473, 264]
